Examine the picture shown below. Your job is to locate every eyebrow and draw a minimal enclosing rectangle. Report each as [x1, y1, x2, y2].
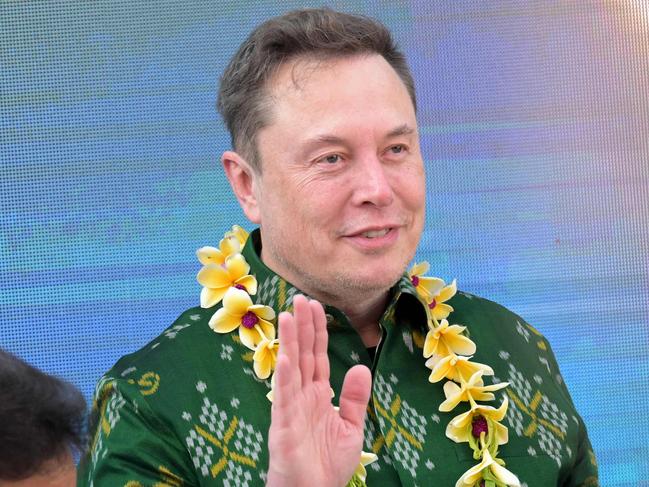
[386, 123, 415, 138]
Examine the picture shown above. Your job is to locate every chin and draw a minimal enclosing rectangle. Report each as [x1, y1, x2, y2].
[350, 263, 406, 290]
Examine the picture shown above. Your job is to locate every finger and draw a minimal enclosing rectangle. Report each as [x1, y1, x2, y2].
[338, 365, 372, 430]
[271, 354, 295, 428]
[294, 295, 315, 386]
[277, 310, 300, 394]
[310, 299, 330, 383]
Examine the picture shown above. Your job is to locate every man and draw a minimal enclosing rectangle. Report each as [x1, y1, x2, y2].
[79, 8, 599, 486]
[0, 349, 85, 487]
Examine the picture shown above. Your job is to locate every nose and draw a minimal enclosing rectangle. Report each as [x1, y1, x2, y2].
[352, 155, 394, 208]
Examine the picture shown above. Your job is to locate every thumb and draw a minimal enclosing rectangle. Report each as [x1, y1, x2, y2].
[338, 365, 372, 429]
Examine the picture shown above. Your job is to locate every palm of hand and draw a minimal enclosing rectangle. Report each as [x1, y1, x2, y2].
[266, 296, 372, 487]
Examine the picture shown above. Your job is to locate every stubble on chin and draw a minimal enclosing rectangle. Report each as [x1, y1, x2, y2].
[300, 257, 407, 306]
[261, 228, 415, 305]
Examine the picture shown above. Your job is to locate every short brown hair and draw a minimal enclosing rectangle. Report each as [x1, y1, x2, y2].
[217, 8, 417, 171]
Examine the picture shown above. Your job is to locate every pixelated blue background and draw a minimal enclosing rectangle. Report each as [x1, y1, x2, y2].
[1, 1, 647, 484]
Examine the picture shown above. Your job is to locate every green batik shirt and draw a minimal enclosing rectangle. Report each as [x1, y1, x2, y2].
[78, 229, 599, 487]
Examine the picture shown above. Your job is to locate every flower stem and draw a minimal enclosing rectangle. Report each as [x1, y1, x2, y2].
[254, 324, 269, 341]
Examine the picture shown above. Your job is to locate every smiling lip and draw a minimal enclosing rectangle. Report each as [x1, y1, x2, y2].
[343, 226, 400, 250]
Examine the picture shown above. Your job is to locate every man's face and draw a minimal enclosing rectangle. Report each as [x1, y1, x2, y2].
[250, 54, 425, 300]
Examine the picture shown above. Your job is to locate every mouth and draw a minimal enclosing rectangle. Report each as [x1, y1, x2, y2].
[342, 226, 400, 250]
[358, 228, 392, 239]
[345, 225, 395, 238]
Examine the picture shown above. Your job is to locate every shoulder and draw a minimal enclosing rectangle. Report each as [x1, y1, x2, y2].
[448, 290, 547, 345]
[83, 303, 268, 461]
[447, 290, 570, 394]
[99, 304, 258, 412]
[449, 290, 577, 404]
[109, 305, 223, 374]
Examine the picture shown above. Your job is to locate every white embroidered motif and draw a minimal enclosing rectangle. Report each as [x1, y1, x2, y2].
[256, 275, 281, 308]
[373, 374, 427, 478]
[221, 344, 234, 361]
[402, 330, 414, 354]
[363, 415, 384, 472]
[104, 389, 126, 432]
[516, 320, 531, 342]
[502, 361, 570, 467]
[120, 366, 137, 377]
[256, 275, 298, 310]
[164, 323, 191, 339]
[90, 379, 125, 468]
[184, 387, 264, 485]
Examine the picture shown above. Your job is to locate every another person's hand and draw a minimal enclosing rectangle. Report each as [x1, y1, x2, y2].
[266, 295, 372, 487]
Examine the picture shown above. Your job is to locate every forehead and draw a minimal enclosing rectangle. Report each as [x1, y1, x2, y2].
[270, 53, 408, 99]
[262, 54, 417, 137]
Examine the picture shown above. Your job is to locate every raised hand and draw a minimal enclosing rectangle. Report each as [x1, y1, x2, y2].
[266, 295, 372, 487]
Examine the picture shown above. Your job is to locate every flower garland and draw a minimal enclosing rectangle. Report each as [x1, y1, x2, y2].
[410, 263, 520, 487]
[197, 225, 520, 487]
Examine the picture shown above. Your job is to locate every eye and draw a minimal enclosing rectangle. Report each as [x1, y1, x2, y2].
[321, 154, 341, 164]
[389, 144, 405, 154]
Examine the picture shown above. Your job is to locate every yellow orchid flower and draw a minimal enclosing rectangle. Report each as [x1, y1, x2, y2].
[253, 336, 279, 379]
[439, 371, 509, 412]
[354, 450, 379, 483]
[426, 354, 494, 384]
[427, 278, 457, 322]
[455, 448, 520, 487]
[408, 262, 447, 302]
[196, 235, 241, 266]
[446, 397, 509, 447]
[423, 319, 476, 358]
[208, 287, 275, 349]
[224, 225, 249, 247]
[197, 253, 258, 308]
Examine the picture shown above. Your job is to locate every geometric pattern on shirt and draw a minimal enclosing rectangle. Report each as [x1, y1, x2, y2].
[516, 321, 553, 366]
[164, 322, 192, 339]
[501, 360, 570, 467]
[183, 389, 264, 486]
[91, 379, 125, 467]
[515, 320, 531, 342]
[363, 409, 393, 472]
[102, 385, 126, 435]
[256, 275, 298, 312]
[124, 465, 184, 487]
[401, 330, 414, 354]
[372, 373, 427, 478]
[126, 371, 161, 396]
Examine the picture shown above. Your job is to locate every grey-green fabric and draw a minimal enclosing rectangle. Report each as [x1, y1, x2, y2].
[78, 229, 599, 486]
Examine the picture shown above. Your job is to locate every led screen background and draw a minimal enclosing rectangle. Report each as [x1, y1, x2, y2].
[1, 1, 647, 484]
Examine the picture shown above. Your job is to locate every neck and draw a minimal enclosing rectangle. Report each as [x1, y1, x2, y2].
[289, 280, 388, 348]
[335, 292, 387, 348]
[257, 236, 389, 347]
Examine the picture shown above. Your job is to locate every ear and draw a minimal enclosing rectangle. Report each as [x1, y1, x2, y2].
[222, 150, 261, 224]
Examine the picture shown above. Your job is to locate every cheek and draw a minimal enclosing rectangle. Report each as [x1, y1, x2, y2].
[263, 188, 327, 239]
[393, 163, 426, 209]
[299, 181, 348, 223]
[409, 178, 426, 209]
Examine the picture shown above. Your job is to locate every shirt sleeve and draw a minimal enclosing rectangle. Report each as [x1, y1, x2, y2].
[540, 337, 600, 487]
[562, 414, 600, 487]
[77, 376, 196, 487]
